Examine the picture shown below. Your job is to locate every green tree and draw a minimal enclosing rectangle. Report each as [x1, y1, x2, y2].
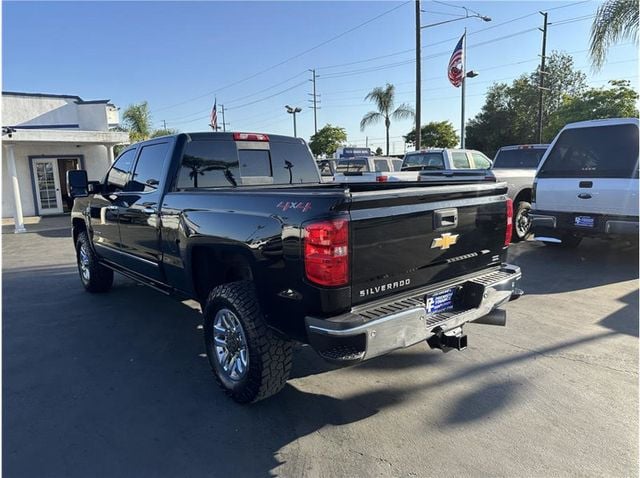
[309, 124, 347, 157]
[375, 147, 383, 156]
[404, 121, 458, 148]
[122, 102, 152, 142]
[546, 80, 639, 137]
[590, 0, 639, 70]
[360, 83, 414, 156]
[466, 53, 587, 157]
[150, 128, 178, 138]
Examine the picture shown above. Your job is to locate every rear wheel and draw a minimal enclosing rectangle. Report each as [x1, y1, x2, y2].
[75, 231, 113, 292]
[513, 201, 532, 242]
[203, 281, 292, 403]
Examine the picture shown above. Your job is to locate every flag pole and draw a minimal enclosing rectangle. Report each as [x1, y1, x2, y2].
[461, 28, 466, 149]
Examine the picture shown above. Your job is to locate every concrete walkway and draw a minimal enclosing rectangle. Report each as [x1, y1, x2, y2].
[2, 215, 71, 234]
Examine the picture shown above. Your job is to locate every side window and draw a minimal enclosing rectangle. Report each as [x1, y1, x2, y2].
[176, 140, 239, 189]
[472, 152, 491, 169]
[374, 159, 390, 172]
[127, 143, 170, 193]
[106, 149, 136, 192]
[451, 151, 471, 169]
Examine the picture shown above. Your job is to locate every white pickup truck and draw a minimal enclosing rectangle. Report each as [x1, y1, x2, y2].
[333, 149, 494, 183]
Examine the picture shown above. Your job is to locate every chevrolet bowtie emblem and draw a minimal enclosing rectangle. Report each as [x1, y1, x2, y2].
[431, 233, 459, 250]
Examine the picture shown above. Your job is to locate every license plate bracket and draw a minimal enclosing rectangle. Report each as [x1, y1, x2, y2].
[574, 215, 594, 228]
[425, 287, 457, 315]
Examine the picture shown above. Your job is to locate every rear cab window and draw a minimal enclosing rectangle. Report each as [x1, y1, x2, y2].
[451, 151, 471, 169]
[336, 159, 369, 173]
[402, 152, 445, 170]
[374, 159, 390, 172]
[493, 148, 546, 169]
[471, 151, 492, 169]
[175, 136, 320, 190]
[539, 124, 639, 179]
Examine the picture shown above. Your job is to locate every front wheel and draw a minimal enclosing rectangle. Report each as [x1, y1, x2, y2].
[203, 281, 292, 404]
[75, 231, 113, 293]
[513, 201, 532, 242]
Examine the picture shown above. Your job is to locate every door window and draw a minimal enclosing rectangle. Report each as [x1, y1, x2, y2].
[106, 149, 136, 192]
[374, 159, 390, 172]
[451, 151, 471, 169]
[127, 143, 170, 192]
[471, 152, 492, 169]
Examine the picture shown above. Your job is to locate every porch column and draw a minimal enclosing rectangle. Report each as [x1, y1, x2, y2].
[106, 144, 115, 164]
[4, 144, 26, 233]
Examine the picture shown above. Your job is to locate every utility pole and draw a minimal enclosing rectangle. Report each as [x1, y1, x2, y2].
[308, 69, 318, 135]
[162, 119, 167, 130]
[220, 104, 228, 132]
[537, 11, 548, 144]
[415, 0, 422, 151]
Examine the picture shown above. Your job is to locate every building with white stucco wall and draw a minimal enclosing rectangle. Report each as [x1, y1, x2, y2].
[2, 91, 129, 231]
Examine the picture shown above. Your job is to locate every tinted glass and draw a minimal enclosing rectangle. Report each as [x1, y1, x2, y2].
[472, 152, 492, 169]
[238, 149, 272, 177]
[127, 143, 170, 192]
[176, 140, 239, 189]
[451, 152, 471, 169]
[374, 160, 390, 172]
[402, 153, 444, 170]
[539, 124, 639, 178]
[391, 159, 403, 171]
[337, 159, 369, 172]
[270, 141, 321, 184]
[493, 148, 546, 169]
[317, 160, 335, 176]
[106, 149, 136, 192]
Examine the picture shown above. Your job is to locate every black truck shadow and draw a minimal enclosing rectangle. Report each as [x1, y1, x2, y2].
[508, 238, 638, 295]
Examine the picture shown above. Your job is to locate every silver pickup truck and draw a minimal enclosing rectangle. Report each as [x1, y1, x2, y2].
[491, 144, 549, 241]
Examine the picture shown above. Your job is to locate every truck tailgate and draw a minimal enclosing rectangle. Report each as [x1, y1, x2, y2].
[348, 182, 508, 305]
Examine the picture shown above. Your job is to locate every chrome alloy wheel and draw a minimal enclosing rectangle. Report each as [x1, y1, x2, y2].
[213, 308, 249, 381]
[515, 206, 531, 238]
[79, 244, 91, 282]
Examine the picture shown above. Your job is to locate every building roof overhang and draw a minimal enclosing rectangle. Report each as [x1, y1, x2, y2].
[2, 128, 130, 145]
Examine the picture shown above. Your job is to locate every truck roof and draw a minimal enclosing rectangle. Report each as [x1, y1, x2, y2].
[143, 131, 305, 144]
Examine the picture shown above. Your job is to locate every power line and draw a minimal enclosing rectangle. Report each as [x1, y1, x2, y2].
[152, 1, 410, 113]
[227, 80, 308, 110]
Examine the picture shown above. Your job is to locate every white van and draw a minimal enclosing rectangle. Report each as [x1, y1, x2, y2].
[530, 118, 639, 247]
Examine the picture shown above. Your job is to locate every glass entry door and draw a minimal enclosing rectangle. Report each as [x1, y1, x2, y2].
[32, 158, 64, 215]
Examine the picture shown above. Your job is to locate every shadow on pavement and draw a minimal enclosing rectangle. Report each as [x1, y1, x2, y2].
[508, 238, 639, 295]
[599, 290, 639, 337]
[443, 379, 522, 425]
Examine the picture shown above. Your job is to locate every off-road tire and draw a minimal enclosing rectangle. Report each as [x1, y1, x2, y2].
[203, 281, 292, 404]
[513, 201, 532, 242]
[75, 231, 114, 293]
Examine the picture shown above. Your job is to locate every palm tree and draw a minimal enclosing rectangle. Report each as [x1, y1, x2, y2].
[360, 83, 414, 156]
[589, 0, 639, 70]
[122, 101, 152, 142]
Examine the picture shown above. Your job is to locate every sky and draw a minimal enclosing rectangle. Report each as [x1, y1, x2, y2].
[3, 1, 639, 155]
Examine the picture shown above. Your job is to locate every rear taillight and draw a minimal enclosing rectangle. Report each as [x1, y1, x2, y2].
[233, 132, 269, 142]
[304, 219, 349, 287]
[505, 198, 514, 247]
[376, 175, 388, 182]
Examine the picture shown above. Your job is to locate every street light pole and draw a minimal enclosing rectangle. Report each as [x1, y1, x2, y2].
[285, 105, 302, 137]
[461, 28, 466, 148]
[415, 0, 422, 151]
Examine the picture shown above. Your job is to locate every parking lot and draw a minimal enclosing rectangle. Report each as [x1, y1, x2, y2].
[3, 223, 638, 477]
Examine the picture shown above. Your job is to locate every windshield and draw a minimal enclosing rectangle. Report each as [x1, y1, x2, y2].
[493, 148, 546, 169]
[538, 124, 639, 178]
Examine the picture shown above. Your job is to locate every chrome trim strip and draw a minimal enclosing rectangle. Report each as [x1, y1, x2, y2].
[94, 242, 159, 267]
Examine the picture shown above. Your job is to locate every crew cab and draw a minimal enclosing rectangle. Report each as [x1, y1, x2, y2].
[492, 144, 549, 241]
[531, 118, 639, 247]
[332, 156, 403, 182]
[68, 132, 522, 404]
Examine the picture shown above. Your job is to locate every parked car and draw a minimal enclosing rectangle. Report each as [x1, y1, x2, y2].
[332, 156, 399, 182]
[531, 118, 639, 247]
[67, 131, 522, 404]
[399, 148, 494, 183]
[491, 144, 549, 241]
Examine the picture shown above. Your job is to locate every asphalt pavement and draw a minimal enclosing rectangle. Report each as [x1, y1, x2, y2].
[3, 224, 638, 477]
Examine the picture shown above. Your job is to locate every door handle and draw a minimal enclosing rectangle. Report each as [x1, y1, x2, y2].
[578, 193, 592, 199]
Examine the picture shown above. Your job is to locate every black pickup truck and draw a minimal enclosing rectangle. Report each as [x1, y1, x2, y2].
[68, 132, 522, 403]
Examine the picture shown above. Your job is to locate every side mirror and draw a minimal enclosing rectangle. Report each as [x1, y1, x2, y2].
[67, 170, 89, 198]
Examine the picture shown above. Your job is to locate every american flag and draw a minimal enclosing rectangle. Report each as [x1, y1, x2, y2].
[447, 34, 465, 88]
[210, 99, 218, 130]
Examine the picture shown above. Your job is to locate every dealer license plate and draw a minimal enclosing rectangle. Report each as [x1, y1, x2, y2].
[574, 216, 594, 228]
[425, 287, 456, 315]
